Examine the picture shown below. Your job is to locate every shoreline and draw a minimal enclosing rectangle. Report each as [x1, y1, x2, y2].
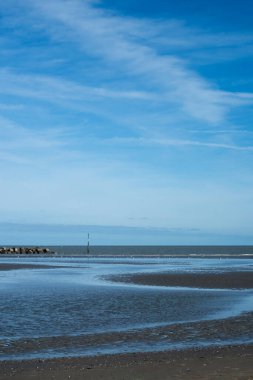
[1, 254, 253, 259]
[81, 254, 253, 257]
[0, 344, 252, 379]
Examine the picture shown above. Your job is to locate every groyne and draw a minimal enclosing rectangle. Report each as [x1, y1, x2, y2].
[0, 247, 55, 255]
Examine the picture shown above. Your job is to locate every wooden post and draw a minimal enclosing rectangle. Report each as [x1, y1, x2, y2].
[87, 233, 90, 255]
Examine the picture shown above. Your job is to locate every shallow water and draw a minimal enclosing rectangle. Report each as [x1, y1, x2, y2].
[0, 254, 253, 360]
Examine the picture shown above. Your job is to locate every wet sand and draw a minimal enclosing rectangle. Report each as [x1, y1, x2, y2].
[1, 261, 252, 379]
[1, 311, 253, 358]
[0, 263, 62, 271]
[0, 344, 252, 380]
[108, 271, 253, 289]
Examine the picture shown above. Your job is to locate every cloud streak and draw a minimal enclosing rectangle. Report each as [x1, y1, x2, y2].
[24, 0, 253, 125]
[0, 69, 153, 103]
[102, 136, 253, 152]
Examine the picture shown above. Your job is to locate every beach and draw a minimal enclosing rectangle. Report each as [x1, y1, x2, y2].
[0, 344, 252, 379]
[108, 270, 253, 289]
[0, 250, 252, 379]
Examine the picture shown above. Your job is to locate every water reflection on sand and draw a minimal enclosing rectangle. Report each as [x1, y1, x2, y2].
[0, 255, 252, 360]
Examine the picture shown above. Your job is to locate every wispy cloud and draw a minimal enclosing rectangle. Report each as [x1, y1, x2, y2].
[0, 69, 152, 104]
[0, 115, 69, 164]
[1, 0, 253, 142]
[20, 0, 252, 125]
[101, 136, 253, 152]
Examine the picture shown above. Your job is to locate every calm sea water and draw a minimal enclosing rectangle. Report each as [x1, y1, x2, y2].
[0, 246, 253, 360]
[49, 245, 253, 256]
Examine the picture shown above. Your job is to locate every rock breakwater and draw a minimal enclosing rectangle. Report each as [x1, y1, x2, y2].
[0, 247, 55, 255]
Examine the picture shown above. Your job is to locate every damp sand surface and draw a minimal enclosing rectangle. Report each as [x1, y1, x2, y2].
[0, 263, 60, 271]
[109, 271, 253, 289]
[0, 344, 252, 380]
[1, 255, 253, 372]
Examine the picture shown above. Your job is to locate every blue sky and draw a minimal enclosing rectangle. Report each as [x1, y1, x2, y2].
[0, 0, 253, 245]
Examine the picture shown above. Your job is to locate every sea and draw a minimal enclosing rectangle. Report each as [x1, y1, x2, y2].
[0, 245, 253, 361]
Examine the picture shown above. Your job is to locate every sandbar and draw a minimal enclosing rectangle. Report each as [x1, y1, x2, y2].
[0, 263, 61, 271]
[108, 271, 253, 289]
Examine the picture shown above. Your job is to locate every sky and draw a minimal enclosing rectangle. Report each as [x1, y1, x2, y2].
[0, 0, 253, 245]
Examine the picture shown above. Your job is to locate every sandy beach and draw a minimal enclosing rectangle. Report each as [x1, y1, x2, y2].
[109, 271, 253, 289]
[1, 255, 252, 379]
[0, 344, 252, 380]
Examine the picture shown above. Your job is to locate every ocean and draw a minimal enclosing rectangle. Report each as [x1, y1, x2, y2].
[48, 245, 253, 256]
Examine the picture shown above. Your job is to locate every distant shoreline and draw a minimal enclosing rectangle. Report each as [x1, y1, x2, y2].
[1, 245, 253, 258]
[1, 253, 253, 258]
